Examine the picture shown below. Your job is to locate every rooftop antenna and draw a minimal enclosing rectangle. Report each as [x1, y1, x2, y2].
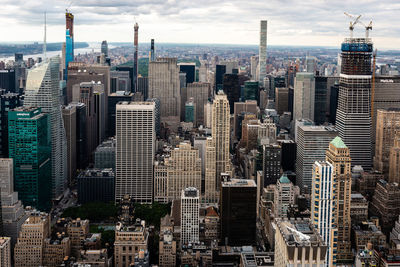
[43, 11, 47, 60]
[344, 12, 362, 38]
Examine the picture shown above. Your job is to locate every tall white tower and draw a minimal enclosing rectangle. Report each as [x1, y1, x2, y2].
[181, 187, 200, 245]
[259, 20, 268, 82]
[311, 161, 337, 266]
[115, 101, 155, 203]
[24, 57, 68, 199]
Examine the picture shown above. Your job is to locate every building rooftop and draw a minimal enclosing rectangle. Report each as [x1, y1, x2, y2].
[276, 218, 326, 247]
[222, 179, 256, 187]
[183, 187, 199, 198]
[330, 136, 347, 148]
[279, 175, 291, 184]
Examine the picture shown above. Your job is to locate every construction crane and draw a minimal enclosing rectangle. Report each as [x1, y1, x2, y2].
[371, 49, 378, 119]
[360, 20, 373, 38]
[344, 12, 362, 38]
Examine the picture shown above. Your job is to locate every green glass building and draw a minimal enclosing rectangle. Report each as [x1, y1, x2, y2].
[8, 107, 52, 211]
[185, 100, 195, 123]
[244, 80, 259, 101]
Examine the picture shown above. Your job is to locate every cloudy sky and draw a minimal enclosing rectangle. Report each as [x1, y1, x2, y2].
[1, 0, 400, 50]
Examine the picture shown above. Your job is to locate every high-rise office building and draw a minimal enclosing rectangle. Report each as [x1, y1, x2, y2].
[184, 99, 195, 123]
[0, 69, 16, 93]
[204, 137, 217, 203]
[14, 212, 51, 267]
[181, 187, 200, 245]
[77, 168, 115, 204]
[262, 143, 282, 187]
[94, 138, 116, 171]
[336, 37, 373, 169]
[62, 104, 77, 185]
[222, 74, 240, 113]
[374, 109, 400, 176]
[0, 237, 11, 267]
[311, 161, 337, 266]
[101, 40, 108, 57]
[179, 63, 196, 84]
[220, 179, 256, 246]
[215, 65, 226, 91]
[65, 11, 74, 80]
[259, 20, 267, 82]
[243, 80, 259, 102]
[294, 72, 315, 122]
[167, 143, 201, 201]
[108, 91, 134, 137]
[296, 125, 337, 190]
[274, 175, 298, 218]
[186, 82, 210, 126]
[24, 57, 67, 199]
[389, 134, 400, 184]
[148, 58, 180, 128]
[250, 55, 258, 80]
[0, 91, 21, 157]
[8, 107, 52, 211]
[212, 91, 230, 185]
[115, 102, 155, 203]
[326, 136, 352, 264]
[275, 87, 289, 115]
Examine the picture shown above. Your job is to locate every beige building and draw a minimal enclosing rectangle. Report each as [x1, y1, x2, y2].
[273, 175, 299, 218]
[67, 218, 89, 258]
[76, 249, 111, 267]
[159, 231, 176, 267]
[389, 134, 400, 183]
[0, 237, 11, 267]
[148, 57, 180, 128]
[326, 136, 353, 264]
[154, 160, 169, 203]
[374, 109, 400, 176]
[167, 142, 201, 201]
[212, 91, 231, 187]
[42, 235, 71, 267]
[204, 137, 217, 203]
[274, 218, 327, 267]
[14, 212, 51, 267]
[114, 219, 148, 267]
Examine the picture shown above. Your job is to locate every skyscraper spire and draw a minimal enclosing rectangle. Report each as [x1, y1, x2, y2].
[43, 12, 47, 60]
[133, 21, 139, 93]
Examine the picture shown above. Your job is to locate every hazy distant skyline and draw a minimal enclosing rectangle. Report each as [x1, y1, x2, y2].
[2, 0, 400, 50]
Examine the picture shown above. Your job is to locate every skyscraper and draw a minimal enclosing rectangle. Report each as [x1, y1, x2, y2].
[244, 80, 259, 102]
[148, 58, 180, 128]
[336, 37, 373, 169]
[62, 104, 76, 186]
[8, 107, 52, 211]
[212, 91, 230, 186]
[296, 125, 337, 190]
[222, 74, 240, 113]
[259, 20, 267, 82]
[65, 11, 74, 80]
[389, 134, 400, 184]
[101, 40, 108, 57]
[181, 187, 200, 245]
[262, 143, 282, 187]
[115, 101, 155, 203]
[311, 161, 337, 266]
[0, 92, 21, 157]
[24, 57, 68, 199]
[204, 137, 217, 203]
[294, 72, 315, 122]
[274, 175, 298, 218]
[133, 23, 139, 92]
[326, 136, 352, 264]
[186, 82, 210, 126]
[374, 109, 400, 176]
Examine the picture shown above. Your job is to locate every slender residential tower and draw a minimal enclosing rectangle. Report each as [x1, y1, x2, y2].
[326, 136, 352, 264]
[65, 11, 74, 80]
[311, 161, 337, 266]
[259, 20, 267, 82]
[336, 36, 373, 169]
[133, 22, 139, 93]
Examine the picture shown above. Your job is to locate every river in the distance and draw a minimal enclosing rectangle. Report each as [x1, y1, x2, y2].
[0, 43, 115, 62]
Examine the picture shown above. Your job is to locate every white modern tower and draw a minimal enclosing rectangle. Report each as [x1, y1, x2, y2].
[115, 101, 155, 203]
[24, 56, 68, 199]
[311, 161, 337, 266]
[259, 20, 267, 82]
[181, 187, 200, 245]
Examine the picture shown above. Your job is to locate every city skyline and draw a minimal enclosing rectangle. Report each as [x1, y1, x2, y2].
[1, 0, 400, 49]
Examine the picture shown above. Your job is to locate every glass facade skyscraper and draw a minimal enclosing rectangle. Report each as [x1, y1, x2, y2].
[24, 57, 68, 199]
[8, 107, 52, 211]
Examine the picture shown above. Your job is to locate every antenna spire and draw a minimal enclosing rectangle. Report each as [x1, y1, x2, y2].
[43, 12, 47, 60]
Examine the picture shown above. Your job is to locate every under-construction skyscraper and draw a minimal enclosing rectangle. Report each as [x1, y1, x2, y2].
[336, 37, 373, 169]
[133, 23, 139, 93]
[65, 11, 74, 80]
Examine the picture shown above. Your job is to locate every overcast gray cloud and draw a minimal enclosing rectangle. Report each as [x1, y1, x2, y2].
[0, 0, 399, 49]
